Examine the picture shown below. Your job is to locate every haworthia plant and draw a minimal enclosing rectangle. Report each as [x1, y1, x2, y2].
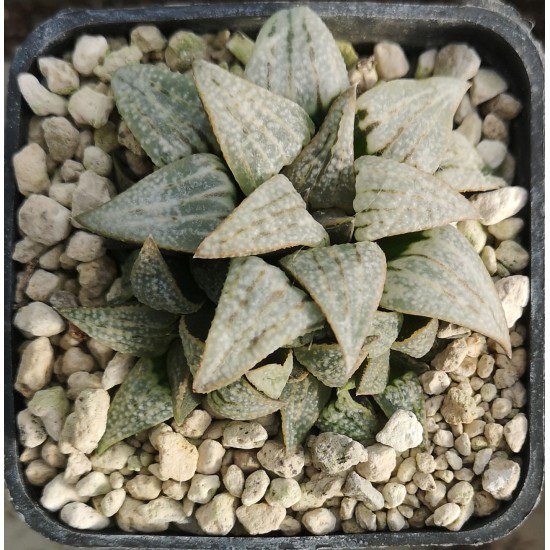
[363, 311, 404, 358]
[356, 349, 391, 396]
[58, 304, 178, 357]
[205, 378, 283, 420]
[194, 174, 329, 258]
[280, 242, 386, 372]
[311, 210, 355, 245]
[131, 236, 203, 314]
[245, 6, 349, 119]
[77, 154, 237, 252]
[380, 225, 511, 355]
[97, 357, 173, 454]
[280, 373, 331, 455]
[356, 77, 470, 173]
[284, 86, 356, 214]
[391, 317, 439, 358]
[189, 258, 230, 304]
[178, 315, 207, 376]
[316, 385, 380, 445]
[246, 351, 294, 399]
[111, 65, 216, 167]
[353, 156, 478, 242]
[193, 60, 315, 195]
[193, 256, 325, 393]
[166, 340, 201, 425]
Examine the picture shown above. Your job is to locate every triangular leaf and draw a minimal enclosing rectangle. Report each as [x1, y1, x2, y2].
[131, 236, 203, 314]
[280, 373, 331, 455]
[178, 312, 211, 376]
[363, 311, 404, 358]
[391, 316, 439, 358]
[58, 304, 178, 356]
[112, 65, 216, 167]
[194, 175, 328, 258]
[166, 340, 201, 425]
[354, 156, 478, 241]
[379, 225, 511, 355]
[373, 370, 426, 438]
[77, 153, 237, 253]
[356, 349, 390, 396]
[436, 131, 506, 192]
[280, 242, 386, 372]
[193, 257, 325, 393]
[356, 77, 470, 173]
[284, 87, 356, 214]
[244, 6, 349, 119]
[205, 378, 283, 420]
[316, 386, 380, 446]
[193, 60, 314, 195]
[246, 351, 293, 399]
[97, 357, 173, 454]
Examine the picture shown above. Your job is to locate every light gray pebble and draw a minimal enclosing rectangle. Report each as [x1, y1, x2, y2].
[18, 194, 71, 246]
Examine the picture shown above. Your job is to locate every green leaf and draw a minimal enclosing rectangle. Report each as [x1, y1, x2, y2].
[190, 258, 229, 304]
[311, 209, 355, 245]
[58, 304, 178, 356]
[373, 370, 426, 436]
[280, 373, 331, 455]
[131, 236, 203, 314]
[194, 175, 328, 258]
[166, 340, 201, 425]
[246, 351, 293, 399]
[316, 386, 380, 445]
[280, 242, 386, 372]
[379, 225, 511, 355]
[436, 131, 507, 192]
[244, 6, 349, 119]
[356, 349, 390, 396]
[284, 86, 356, 214]
[225, 31, 255, 65]
[111, 64, 216, 167]
[363, 311, 404, 358]
[391, 316, 439, 358]
[193, 60, 314, 196]
[205, 378, 283, 420]
[178, 313, 211, 376]
[356, 77, 470, 173]
[193, 257, 325, 393]
[77, 154, 237, 253]
[294, 341, 374, 388]
[354, 156, 478, 241]
[97, 357, 173, 454]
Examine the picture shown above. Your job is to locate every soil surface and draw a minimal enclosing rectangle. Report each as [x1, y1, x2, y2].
[4, 0, 544, 60]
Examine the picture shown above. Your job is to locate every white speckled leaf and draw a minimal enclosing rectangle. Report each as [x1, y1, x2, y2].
[280, 242, 386, 372]
[205, 378, 283, 420]
[356, 349, 390, 396]
[316, 386, 380, 445]
[293, 340, 375, 388]
[436, 132, 506, 192]
[97, 357, 173, 454]
[111, 65, 216, 166]
[194, 175, 328, 258]
[280, 373, 331, 455]
[246, 351, 293, 399]
[363, 311, 404, 358]
[373, 371, 426, 434]
[193, 257, 325, 393]
[58, 304, 178, 356]
[353, 156, 478, 241]
[178, 315, 208, 376]
[77, 154, 237, 253]
[284, 87, 356, 214]
[391, 317, 439, 358]
[193, 60, 314, 195]
[131, 236, 202, 314]
[244, 6, 349, 119]
[356, 77, 470, 173]
[167, 340, 201, 425]
[380, 226, 511, 355]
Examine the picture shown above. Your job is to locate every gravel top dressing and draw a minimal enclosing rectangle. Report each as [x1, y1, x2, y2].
[9, 4, 535, 542]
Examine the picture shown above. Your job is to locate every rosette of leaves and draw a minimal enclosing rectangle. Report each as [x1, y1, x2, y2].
[57, 6, 511, 456]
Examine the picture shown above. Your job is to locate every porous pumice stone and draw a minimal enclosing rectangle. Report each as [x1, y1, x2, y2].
[11, 17, 530, 538]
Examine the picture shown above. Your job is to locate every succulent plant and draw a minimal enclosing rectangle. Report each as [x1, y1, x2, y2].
[58, 6, 511, 456]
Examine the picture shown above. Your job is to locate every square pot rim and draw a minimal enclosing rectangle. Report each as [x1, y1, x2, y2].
[4, 2, 544, 549]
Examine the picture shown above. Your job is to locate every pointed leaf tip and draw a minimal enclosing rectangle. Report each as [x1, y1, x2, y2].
[194, 174, 329, 258]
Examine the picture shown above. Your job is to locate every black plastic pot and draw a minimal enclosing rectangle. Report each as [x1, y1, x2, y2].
[4, 1, 544, 548]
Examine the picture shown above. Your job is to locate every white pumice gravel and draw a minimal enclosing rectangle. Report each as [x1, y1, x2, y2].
[10, 27, 532, 539]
